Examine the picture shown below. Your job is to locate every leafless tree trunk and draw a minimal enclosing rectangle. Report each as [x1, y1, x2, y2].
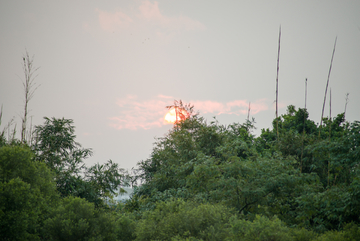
[319, 37, 337, 136]
[21, 51, 40, 143]
[300, 78, 307, 173]
[275, 26, 281, 139]
[328, 88, 332, 187]
[344, 93, 349, 121]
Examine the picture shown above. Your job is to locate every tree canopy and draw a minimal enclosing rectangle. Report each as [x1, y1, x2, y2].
[1, 101, 359, 240]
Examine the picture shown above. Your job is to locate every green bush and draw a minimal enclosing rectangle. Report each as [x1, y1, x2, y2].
[228, 215, 295, 241]
[290, 228, 317, 241]
[314, 223, 360, 241]
[43, 196, 98, 241]
[43, 196, 136, 241]
[135, 199, 233, 241]
[115, 213, 137, 241]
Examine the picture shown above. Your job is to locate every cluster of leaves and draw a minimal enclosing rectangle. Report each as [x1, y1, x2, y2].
[1, 101, 360, 240]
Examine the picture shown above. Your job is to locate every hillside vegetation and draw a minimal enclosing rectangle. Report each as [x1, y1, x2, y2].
[1, 102, 360, 240]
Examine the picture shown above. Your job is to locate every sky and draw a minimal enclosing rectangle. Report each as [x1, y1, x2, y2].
[1, 0, 360, 170]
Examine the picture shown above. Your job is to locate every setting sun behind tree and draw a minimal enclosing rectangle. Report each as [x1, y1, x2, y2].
[164, 107, 189, 124]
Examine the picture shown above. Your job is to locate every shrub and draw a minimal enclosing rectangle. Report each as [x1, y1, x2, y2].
[227, 215, 294, 241]
[135, 199, 233, 241]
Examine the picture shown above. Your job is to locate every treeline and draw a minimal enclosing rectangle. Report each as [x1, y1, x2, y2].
[1, 101, 360, 240]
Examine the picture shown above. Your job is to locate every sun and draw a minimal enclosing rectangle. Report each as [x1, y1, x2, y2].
[164, 107, 189, 124]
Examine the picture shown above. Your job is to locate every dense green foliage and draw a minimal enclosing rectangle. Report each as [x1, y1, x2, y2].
[127, 103, 360, 239]
[1, 102, 359, 240]
[0, 144, 58, 240]
[0, 117, 126, 240]
[135, 199, 233, 240]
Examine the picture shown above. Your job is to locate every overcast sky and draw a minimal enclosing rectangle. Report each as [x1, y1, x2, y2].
[1, 0, 360, 170]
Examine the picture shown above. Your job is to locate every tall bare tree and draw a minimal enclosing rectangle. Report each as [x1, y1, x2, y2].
[319, 37, 337, 134]
[275, 26, 281, 139]
[21, 51, 40, 143]
[344, 92, 349, 121]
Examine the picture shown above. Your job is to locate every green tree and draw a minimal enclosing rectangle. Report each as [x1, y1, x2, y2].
[132, 103, 319, 229]
[0, 144, 58, 240]
[33, 117, 124, 207]
[130, 102, 360, 234]
[85, 160, 124, 204]
[33, 117, 92, 174]
[0, 178, 41, 240]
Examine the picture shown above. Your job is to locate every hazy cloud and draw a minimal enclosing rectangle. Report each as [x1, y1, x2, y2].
[109, 95, 170, 130]
[138, 0, 205, 31]
[193, 99, 269, 116]
[109, 95, 269, 130]
[96, 1, 205, 32]
[96, 8, 133, 31]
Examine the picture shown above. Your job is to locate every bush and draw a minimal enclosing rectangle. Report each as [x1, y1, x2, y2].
[43, 196, 137, 241]
[43, 196, 98, 241]
[115, 213, 137, 241]
[228, 215, 295, 241]
[135, 199, 233, 241]
[314, 222, 360, 241]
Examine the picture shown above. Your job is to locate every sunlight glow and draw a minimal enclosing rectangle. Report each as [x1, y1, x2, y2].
[164, 107, 188, 124]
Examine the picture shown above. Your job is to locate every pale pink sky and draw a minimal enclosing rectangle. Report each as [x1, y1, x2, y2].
[96, 0, 205, 34]
[109, 95, 270, 130]
[1, 0, 359, 169]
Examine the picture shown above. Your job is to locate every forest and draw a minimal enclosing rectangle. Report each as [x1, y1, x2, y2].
[1, 97, 360, 240]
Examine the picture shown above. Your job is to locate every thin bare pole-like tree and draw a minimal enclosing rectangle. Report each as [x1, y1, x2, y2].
[247, 102, 251, 121]
[319, 37, 337, 136]
[300, 78, 308, 173]
[327, 88, 332, 187]
[275, 26, 281, 139]
[21, 50, 40, 143]
[305, 78, 307, 110]
[344, 93, 349, 121]
[329, 88, 332, 138]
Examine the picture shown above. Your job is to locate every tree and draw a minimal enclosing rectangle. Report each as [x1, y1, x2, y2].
[33, 117, 92, 174]
[85, 160, 124, 203]
[132, 103, 317, 226]
[0, 144, 58, 240]
[128, 102, 360, 233]
[20, 51, 40, 144]
[33, 117, 125, 207]
[0, 178, 40, 240]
